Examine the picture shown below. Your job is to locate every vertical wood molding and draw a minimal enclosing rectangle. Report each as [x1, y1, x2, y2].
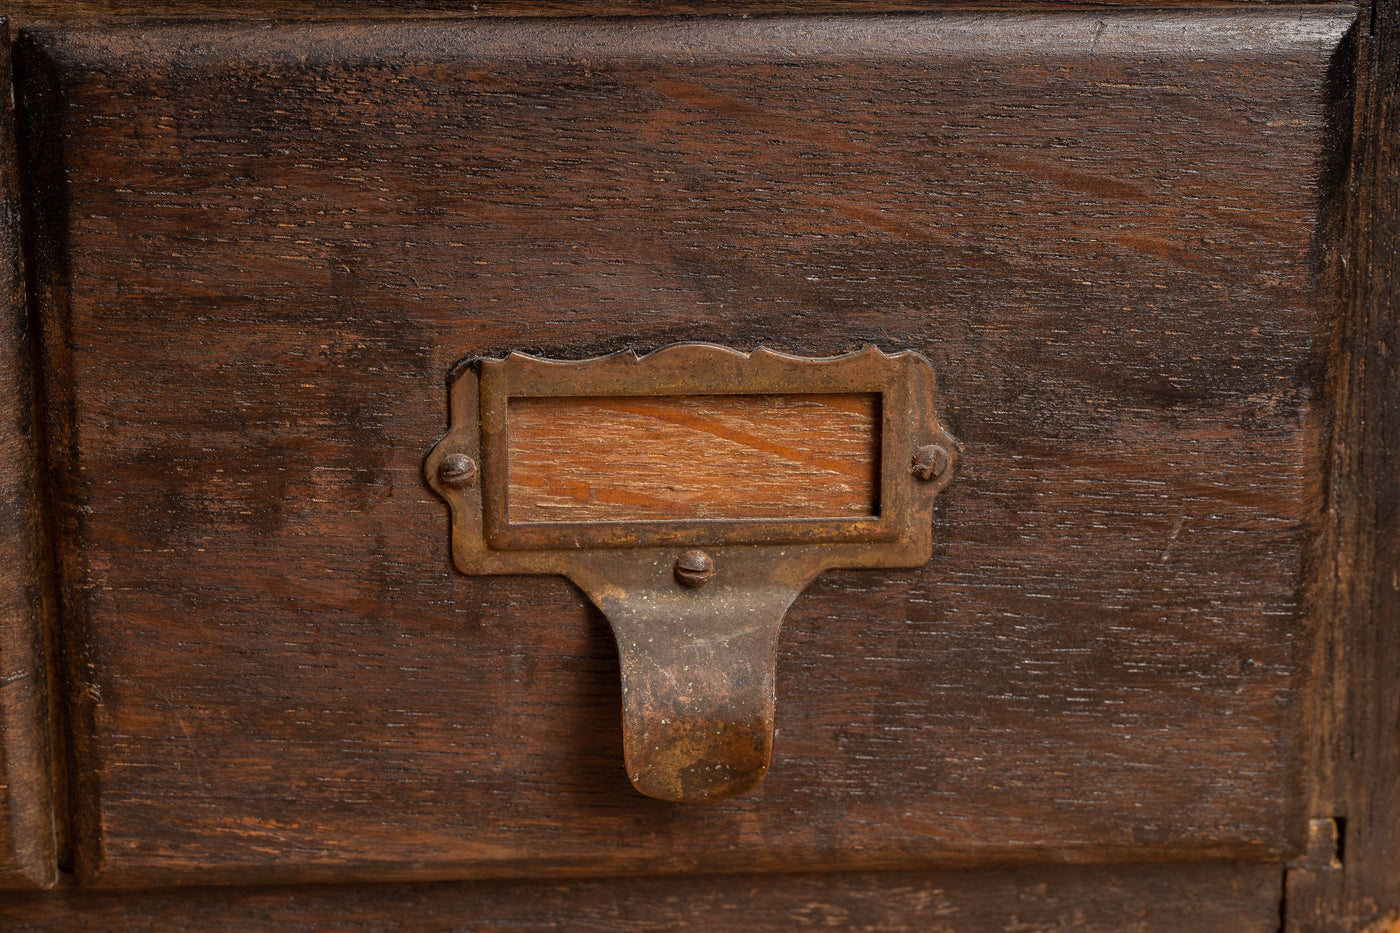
[0, 17, 56, 890]
[1288, 0, 1400, 927]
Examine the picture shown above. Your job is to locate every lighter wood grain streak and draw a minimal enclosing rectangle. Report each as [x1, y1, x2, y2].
[506, 393, 880, 522]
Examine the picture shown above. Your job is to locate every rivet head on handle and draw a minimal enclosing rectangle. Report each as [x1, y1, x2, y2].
[674, 549, 715, 588]
[437, 453, 479, 489]
[911, 444, 951, 482]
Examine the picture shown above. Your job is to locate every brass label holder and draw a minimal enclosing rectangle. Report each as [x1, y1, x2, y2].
[425, 344, 957, 802]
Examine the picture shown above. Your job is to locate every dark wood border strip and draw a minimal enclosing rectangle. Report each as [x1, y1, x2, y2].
[1286, 0, 1400, 926]
[0, 0, 1360, 35]
[6, 862, 1283, 932]
[0, 16, 57, 891]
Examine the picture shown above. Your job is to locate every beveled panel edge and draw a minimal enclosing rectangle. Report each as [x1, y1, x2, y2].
[1286, 4, 1400, 926]
[0, 19, 58, 890]
[15, 7, 1359, 70]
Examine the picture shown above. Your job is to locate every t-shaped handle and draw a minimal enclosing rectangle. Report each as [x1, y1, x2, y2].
[426, 344, 956, 801]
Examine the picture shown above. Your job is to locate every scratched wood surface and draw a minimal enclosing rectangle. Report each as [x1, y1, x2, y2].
[2, 862, 1285, 932]
[507, 393, 881, 522]
[0, 0, 1355, 36]
[17, 10, 1353, 886]
[0, 20, 57, 890]
[1284, 0, 1400, 928]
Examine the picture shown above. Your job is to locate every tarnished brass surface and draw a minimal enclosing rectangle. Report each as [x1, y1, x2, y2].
[426, 344, 957, 801]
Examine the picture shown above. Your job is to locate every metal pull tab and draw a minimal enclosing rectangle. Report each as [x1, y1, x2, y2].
[578, 553, 809, 801]
[426, 344, 956, 802]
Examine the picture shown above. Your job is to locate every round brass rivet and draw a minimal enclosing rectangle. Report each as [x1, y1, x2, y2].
[911, 444, 951, 481]
[437, 453, 479, 489]
[674, 549, 715, 588]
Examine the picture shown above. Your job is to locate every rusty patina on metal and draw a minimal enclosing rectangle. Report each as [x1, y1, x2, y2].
[425, 344, 957, 802]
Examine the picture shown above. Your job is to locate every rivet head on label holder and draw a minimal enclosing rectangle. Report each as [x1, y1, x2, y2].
[674, 549, 715, 588]
[911, 444, 951, 482]
[437, 453, 478, 489]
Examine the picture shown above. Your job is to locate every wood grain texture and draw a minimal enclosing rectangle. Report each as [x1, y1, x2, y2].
[16, 10, 1353, 886]
[507, 393, 880, 522]
[0, 18, 57, 890]
[0, 0, 1355, 35]
[1285, 0, 1400, 927]
[1, 862, 1285, 932]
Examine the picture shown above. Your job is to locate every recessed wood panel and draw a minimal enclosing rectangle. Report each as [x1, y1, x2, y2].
[18, 9, 1353, 886]
[506, 393, 881, 523]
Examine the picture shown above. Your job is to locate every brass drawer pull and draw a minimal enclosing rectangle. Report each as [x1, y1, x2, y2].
[426, 344, 957, 801]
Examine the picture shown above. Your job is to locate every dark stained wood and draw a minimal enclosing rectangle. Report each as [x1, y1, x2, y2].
[1285, 0, 1400, 927]
[507, 393, 881, 522]
[3, 862, 1285, 932]
[0, 18, 57, 890]
[0, 0, 1354, 35]
[16, 9, 1353, 887]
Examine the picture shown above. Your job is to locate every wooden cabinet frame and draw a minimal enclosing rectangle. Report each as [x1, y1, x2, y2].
[0, 1, 1395, 928]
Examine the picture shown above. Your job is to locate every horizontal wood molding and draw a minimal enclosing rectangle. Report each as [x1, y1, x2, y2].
[5, 862, 1285, 932]
[0, 0, 1360, 33]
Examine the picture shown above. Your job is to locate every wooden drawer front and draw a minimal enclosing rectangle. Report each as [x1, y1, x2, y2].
[20, 10, 1351, 886]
